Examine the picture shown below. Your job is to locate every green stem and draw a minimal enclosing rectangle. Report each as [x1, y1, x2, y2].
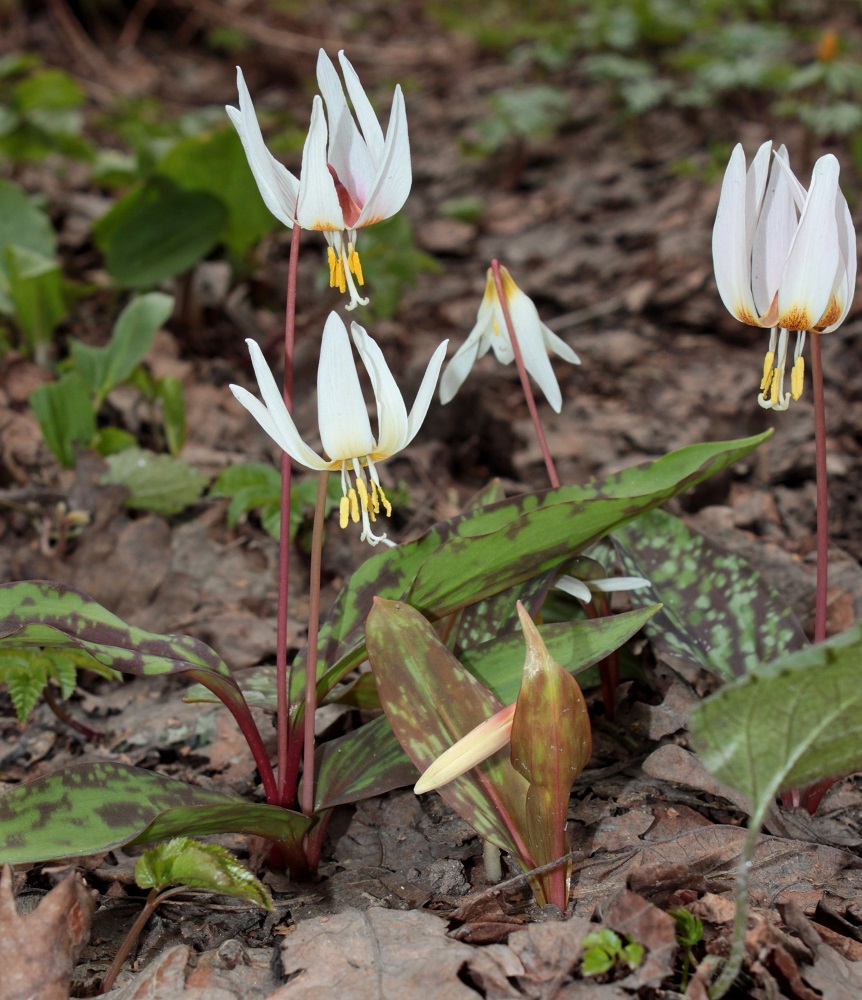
[275, 224, 302, 807]
[810, 332, 828, 645]
[300, 470, 330, 817]
[490, 259, 560, 488]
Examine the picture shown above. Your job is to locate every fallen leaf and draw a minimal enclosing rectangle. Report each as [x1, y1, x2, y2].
[601, 890, 676, 989]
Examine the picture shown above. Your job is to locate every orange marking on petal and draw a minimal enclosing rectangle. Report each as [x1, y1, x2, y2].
[814, 294, 842, 330]
[735, 304, 761, 327]
[777, 305, 813, 331]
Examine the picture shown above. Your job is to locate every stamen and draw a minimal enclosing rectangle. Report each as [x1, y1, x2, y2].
[327, 246, 338, 287]
[760, 351, 775, 391]
[791, 356, 804, 400]
[377, 484, 393, 518]
[339, 495, 350, 529]
[348, 244, 364, 285]
[348, 488, 360, 523]
[369, 479, 380, 514]
[356, 475, 370, 511]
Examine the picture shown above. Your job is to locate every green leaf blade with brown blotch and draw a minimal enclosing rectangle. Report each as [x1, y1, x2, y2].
[308, 432, 771, 701]
[0, 762, 238, 864]
[612, 508, 807, 680]
[366, 599, 530, 859]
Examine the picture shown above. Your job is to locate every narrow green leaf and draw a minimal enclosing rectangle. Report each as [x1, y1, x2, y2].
[135, 838, 273, 910]
[613, 508, 806, 679]
[0, 177, 56, 311]
[28, 371, 96, 467]
[157, 375, 186, 455]
[0, 762, 238, 864]
[129, 801, 312, 849]
[5, 244, 67, 350]
[101, 447, 207, 515]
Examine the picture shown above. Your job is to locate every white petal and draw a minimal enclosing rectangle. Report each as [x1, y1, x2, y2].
[542, 325, 581, 365]
[822, 192, 857, 332]
[354, 86, 411, 227]
[233, 341, 327, 470]
[439, 332, 483, 405]
[777, 154, 841, 330]
[295, 97, 344, 232]
[751, 148, 799, 316]
[317, 312, 375, 460]
[589, 576, 651, 593]
[404, 340, 448, 446]
[554, 576, 592, 603]
[744, 140, 773, 250]
[350, 321, 409, 456]
[338, 51, 385, 165]
[712, 144, 762, 326]
[227, 68, 299, 228]
[771, 145, 808, 211]
[506, 290, 564, 413]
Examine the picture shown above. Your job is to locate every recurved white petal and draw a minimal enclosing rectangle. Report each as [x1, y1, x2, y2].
[404, 340, 448, 446]
[821, 193, 857, 332]
[295, 97, 344, 232]
[506, 291, 564, 413]
[439, 331, 483, 405]
[317, 313, 375, 461]
[744, 140, 773, 251]
[227, 68, 300, 228]
[542, 325, 581, 365]
[713, 143, 762, 326]
[354, 86, 411, 228]
[350, 322, 409, 456]
[338, 51, 385, 165]
[777, 154, 841, 330]
[751, 148, 798, 316]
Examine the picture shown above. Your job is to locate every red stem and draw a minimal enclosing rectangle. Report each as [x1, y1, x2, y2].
[489, 259, 560, 488]
[301, 470, 330, 816]
[275, 225, 302, 807]
[810, 332, 828, 645]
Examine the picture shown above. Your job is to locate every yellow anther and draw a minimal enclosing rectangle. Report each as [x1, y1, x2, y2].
[791, 356, 804, 400]
[760, 351, 775, 391]
[771, 371, 780, 405]
[327, 246, 338, 287]
[339, 495, 350, 529]
[348, 246, 364, 285]
[355, 477, 376, 521]
[377, 484, 393, 518]
[348, 488, 359, 523]
[369, 479, 380, 514]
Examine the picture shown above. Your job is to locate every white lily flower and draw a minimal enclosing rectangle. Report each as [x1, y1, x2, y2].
[439, 265, 580, 414]
[712, 142, 856, 410]
[226, 50, 411, 310]
[230, 314, 447, 546]
[555, 574, 650, 604]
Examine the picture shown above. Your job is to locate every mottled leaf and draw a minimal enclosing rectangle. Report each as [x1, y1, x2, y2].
[366, 599, 530, 859]
[613, 508, 806, 680]
[135, 838, 273, 910]
[0, 762, 237, 864]
[129, 802, 312, 848]
[308, 432, 770, 704]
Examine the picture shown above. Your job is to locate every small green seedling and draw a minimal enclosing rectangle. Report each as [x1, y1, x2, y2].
[580, 928, 644, 978]
[669, 908, 703, 990]
[101, 837, 273, 992]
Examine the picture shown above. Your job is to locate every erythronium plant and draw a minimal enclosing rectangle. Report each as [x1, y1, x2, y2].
[227, 49, 410, 311]
[367, 599, 592, 910]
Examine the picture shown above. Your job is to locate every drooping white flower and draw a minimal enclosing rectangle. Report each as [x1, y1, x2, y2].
[230, 313, 446, 545]
[555, 574, 650, 605]
[712, 142, 856, 410]
[226, 50, 411, 310]
[439, 265, 580, 413]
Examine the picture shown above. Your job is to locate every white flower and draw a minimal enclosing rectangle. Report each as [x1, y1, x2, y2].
[439, 265, 580, 413]
[226, 50, 411, 310]
[230, 313, 447, 546]
[712, 141, 856, 410]
[555, 574, 650, 604]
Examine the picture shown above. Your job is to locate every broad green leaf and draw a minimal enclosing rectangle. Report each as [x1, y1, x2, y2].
[0, 762, 238, 864]
[308, 432, 770, 702]
[366, 599, 530, 859]
[613, 508, 806, 680]
[101, 447, 207, 515]
[5, 245, 66, 353]
[463, 605, 660, 704]
[14, 68, 84, 113]
[29, 371, 96, 467]
[69, 292, 174, 402]
[157, 127, 274, 259]
[0, 178, 56, 312]
[103, 185, 227, 289]
[690, 624, 862, 820]
[129, 801, 312, 849]
[314, 715, 417, 811]
[136, 838, 273, 910]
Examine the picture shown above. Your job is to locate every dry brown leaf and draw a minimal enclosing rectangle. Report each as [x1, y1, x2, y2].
[601, 890, 676, 989]
[0, 863, 95, 1000]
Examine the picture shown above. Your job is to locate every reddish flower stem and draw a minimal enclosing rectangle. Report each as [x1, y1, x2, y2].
[810, 332, 829, 645]
[301, 470, 330, 817]
[490, 259, 560, 489]
[275, 225, 302, 807]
